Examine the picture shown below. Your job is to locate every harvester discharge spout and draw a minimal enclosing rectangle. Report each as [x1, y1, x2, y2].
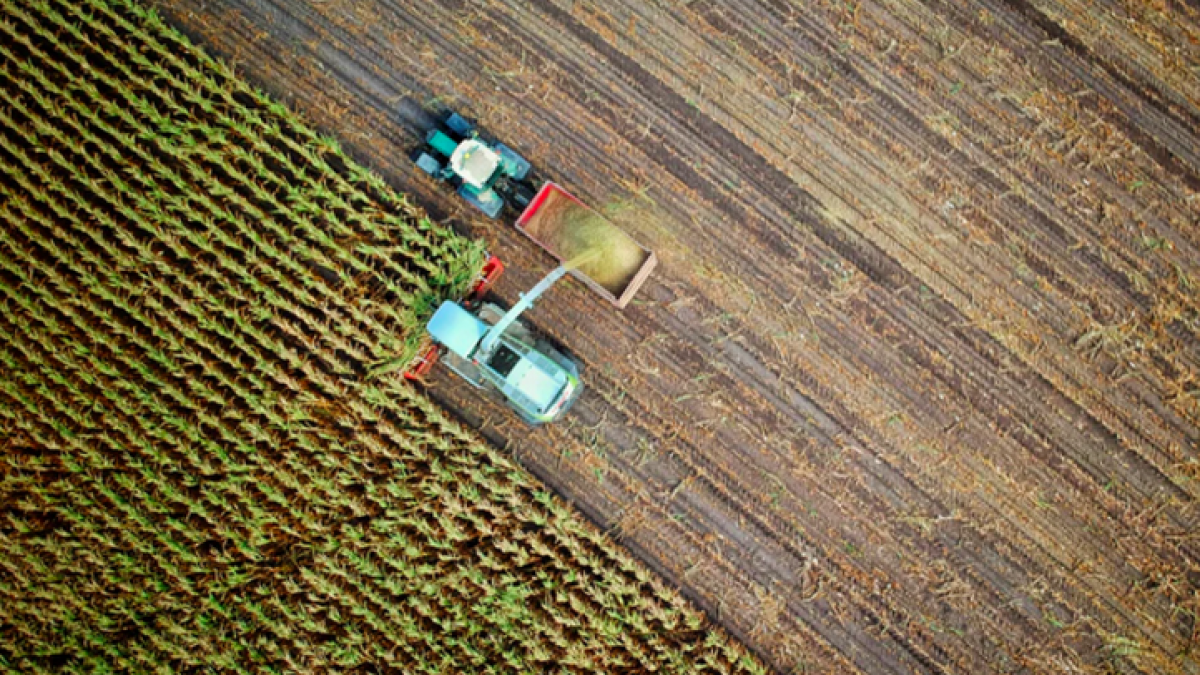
[477, 251, 595, 358]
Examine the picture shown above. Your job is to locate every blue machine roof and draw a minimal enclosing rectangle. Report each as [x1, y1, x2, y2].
[427, 301, 488, 359]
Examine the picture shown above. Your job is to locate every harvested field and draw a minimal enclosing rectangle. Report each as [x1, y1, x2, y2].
[0, 0, 768, 671]
[147, 0, 1200, 672]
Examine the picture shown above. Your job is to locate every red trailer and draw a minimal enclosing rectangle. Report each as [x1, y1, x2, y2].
[516, 183, 657, 309]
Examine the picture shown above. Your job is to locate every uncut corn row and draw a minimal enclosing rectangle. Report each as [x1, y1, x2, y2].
[0, 193, 753, 667]
[7, 0, 480, 363]
[59, 0, 463, 262]
[0, 274, 421, 668]
[0, 210, 384, 565]
[0, 167, 438, 526]
[77, 0, 465, 258]
[39, 0, 479, 282]
[0, 208, 748, 667]
[2, 85, 458, 675]
[0, 25, 397, 369]
[3, 319, 580, 667]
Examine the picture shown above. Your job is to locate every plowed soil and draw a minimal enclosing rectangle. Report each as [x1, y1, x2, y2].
[151, 0, 1200, 672]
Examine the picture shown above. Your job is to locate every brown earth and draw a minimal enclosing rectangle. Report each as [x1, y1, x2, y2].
[149, 0, 1200, 672]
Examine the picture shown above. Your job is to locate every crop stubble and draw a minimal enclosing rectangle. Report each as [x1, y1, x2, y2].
[149, 0, 1199, 673]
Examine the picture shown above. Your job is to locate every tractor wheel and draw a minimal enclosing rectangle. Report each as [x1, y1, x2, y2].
[444, 111, 474, 138]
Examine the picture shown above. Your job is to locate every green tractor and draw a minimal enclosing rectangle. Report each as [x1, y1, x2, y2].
[412, 111, 537, 218]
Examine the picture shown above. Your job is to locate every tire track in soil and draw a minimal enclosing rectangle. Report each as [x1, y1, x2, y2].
[768, 0, 1200, 336]
[696, 0, 1200, 497]
[714, 0, 1162, 323]
[151, 0, 1200, 672]
[993, 0, 1200, 191]
[687, 0, 1200, 505]
[749, 0, 1200, 480]
[492, 0, 1195, 658]
[723, 0, 1200, 372]
[912, 0, 1200, 310]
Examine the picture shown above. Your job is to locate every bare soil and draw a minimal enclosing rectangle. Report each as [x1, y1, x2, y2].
[151, 0, 1200, 672]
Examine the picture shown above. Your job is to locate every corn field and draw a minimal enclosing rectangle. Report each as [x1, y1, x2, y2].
[0, 0, 766, 671]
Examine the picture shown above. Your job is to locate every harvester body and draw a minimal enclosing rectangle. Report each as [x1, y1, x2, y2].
[427, 292, 581, 425]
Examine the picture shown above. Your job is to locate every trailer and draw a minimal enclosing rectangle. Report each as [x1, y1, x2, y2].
[516, 183, 657, 309]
